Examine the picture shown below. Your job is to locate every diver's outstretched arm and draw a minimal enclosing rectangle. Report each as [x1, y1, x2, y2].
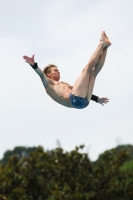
[23, 54, 48, 88]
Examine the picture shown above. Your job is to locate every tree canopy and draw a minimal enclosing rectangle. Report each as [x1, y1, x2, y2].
[0, 145, 133, 200]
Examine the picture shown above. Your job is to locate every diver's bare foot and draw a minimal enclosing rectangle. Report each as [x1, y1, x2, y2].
[104, 32, 111, 47]
[100, 31, 111, 47]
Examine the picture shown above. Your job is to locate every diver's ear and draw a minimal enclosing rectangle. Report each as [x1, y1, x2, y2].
[47, 72, 51, 77]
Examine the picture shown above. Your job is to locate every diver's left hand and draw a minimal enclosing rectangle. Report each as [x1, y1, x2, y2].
[23, 54, 35, 65]
[98, 97, 109, 106]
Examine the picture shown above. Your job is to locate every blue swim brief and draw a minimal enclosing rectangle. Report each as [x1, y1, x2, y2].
[69, 93, 89, 109]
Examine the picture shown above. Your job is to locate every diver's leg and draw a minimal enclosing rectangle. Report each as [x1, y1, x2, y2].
[86, 47, 108, 101]
[72, 32, 111, 97]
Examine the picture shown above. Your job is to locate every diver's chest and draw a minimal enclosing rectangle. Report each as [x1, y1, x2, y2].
[55, 83, 70, 91]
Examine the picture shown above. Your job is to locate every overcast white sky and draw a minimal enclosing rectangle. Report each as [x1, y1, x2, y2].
[0, 0, 133, 161]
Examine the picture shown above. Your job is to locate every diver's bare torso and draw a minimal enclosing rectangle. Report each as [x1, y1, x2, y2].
[43, 78, 73, 108]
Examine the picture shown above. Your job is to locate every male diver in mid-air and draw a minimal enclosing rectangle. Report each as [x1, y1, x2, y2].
[23, 31, 111, 109]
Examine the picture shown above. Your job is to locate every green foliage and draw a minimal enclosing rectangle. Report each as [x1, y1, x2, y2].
[120, 159, 133, 172]
[92, 148, 133, 200]
[0, 146, 38, 166]
[95, 144, 133, 165]
[0, 145, 133, 200]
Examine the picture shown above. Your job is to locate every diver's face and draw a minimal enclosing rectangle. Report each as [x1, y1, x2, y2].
[47, 67, 60, 81]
